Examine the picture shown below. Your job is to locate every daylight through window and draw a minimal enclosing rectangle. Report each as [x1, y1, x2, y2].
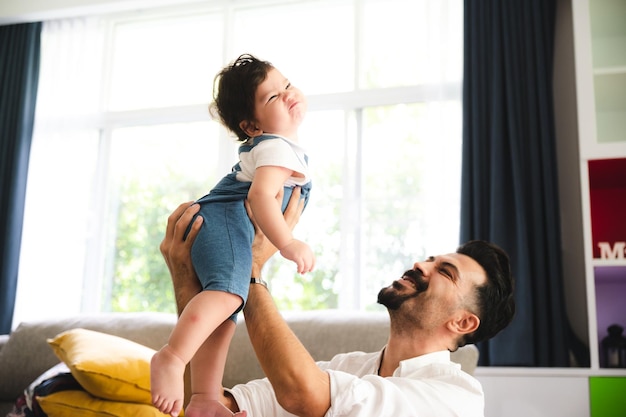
[15, 0, 463, 326]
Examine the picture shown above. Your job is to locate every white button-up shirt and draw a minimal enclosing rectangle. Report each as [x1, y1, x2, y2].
[228, 349, 484, 417]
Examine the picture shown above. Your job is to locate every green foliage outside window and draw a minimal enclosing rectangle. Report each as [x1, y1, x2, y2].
[108, 174, 340, 313]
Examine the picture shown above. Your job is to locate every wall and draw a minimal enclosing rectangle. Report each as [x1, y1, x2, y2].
[477, 370, 590, 417]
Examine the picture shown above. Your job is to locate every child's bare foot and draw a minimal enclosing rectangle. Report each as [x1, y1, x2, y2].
[150, 345, 186, 416]
[185, 393, 243, 417]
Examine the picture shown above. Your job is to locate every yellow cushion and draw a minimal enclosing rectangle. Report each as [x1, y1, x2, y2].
[47, 328, 155, 404]
[37, 390, 169, 417]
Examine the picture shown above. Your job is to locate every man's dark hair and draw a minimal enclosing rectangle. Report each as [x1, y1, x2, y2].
[456, 240, 515, 347]
[209, 54, 274, 141]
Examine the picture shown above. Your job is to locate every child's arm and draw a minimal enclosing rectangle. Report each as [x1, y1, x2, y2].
[248, 165, 315, 273]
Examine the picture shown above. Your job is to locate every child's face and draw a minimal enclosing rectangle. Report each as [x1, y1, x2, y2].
[249, 68, 307, 139]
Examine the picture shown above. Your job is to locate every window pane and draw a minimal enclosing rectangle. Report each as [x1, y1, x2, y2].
[233, 0, 354, 94]
[22, 1, 463, 323]
[360, 0, 463, 88]
[360, 102, 462, 309]
[104, 122, 231, 312]
[109, 12, 224, 111]
[15, 131, 100, 324]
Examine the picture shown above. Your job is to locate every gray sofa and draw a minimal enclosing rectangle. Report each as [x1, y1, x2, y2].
[0, 310, 479, 415]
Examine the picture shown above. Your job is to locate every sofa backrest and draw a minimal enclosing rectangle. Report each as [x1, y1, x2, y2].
[0, 310, 478, 403]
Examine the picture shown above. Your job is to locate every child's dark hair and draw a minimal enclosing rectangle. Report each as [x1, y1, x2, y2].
[209, 54, 274, 142]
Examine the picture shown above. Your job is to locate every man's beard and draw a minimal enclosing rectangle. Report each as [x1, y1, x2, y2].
[377, 269, 428, 310]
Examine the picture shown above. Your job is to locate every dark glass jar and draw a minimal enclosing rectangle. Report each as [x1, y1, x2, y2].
[601, 324, 626, 368]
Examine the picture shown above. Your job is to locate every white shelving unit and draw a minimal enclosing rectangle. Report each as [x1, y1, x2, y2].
[572, 0, 626, 371]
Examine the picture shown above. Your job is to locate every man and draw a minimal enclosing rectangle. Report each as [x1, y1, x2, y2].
[159, 188, 515, 417]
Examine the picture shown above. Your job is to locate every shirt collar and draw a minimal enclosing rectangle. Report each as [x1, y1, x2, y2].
[388, 349, 452, 377]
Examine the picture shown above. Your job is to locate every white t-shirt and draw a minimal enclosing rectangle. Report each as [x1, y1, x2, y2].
[236, 135, 310, 187]
[228, 349, 485, 417]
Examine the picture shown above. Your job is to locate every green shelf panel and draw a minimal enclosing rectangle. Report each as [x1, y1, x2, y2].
[589, 376, 626, 416]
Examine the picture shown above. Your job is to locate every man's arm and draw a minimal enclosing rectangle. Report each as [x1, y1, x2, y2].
[243, 188, 332, 417]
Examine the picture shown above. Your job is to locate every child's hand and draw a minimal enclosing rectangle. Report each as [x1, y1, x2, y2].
[279, 239, 316, 274]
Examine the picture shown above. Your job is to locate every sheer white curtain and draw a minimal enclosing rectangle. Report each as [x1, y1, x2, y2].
[14, 18, 106, 326]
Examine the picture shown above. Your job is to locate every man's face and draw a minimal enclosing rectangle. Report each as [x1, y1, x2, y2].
[377, 253, 486, 328]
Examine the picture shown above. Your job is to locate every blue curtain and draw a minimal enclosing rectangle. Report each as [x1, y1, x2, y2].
[0, 22, 42, 334]
[461, 0, 586, 366]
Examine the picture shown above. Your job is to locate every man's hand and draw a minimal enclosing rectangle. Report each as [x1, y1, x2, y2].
[160, 201, 203, 315]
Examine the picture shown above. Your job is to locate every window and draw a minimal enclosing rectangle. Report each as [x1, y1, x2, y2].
[15, 0, 463, 326]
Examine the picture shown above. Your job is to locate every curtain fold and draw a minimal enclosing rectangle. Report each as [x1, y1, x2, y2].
[461, 0, 581, 366]
[0, 22, 42, 334]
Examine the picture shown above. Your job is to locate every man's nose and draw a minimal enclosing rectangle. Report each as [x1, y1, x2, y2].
[412, 262, 430, 276]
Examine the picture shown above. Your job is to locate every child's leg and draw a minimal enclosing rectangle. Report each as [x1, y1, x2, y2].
[185, 319, 237, 417]
[151, 290, 241, 417]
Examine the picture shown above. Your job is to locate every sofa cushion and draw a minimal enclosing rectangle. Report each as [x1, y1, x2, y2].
[48, 328, 154, 404]
[37, 390, 168, 417]
[0, 312, 176, 402]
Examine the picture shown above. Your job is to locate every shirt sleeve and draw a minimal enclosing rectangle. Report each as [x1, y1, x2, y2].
[227, 378, 295, 417]
[251, 139, 309, 179]
[227, 358, 335, 416]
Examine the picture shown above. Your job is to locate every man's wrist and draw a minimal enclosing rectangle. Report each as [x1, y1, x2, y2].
[250, 277, 268, 288]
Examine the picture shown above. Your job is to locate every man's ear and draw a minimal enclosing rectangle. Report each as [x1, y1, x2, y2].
[239, 120, 262, 138]
[448, 312, 480, 335]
